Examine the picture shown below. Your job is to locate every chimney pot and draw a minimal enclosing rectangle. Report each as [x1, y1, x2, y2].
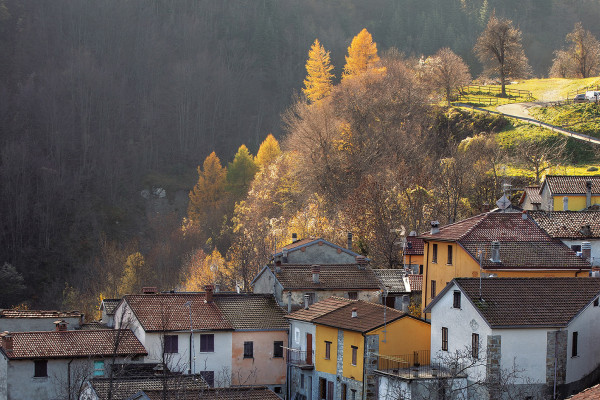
[430, 221, 440, 235]
[1, 332, 13, 352]
[304, 294, 311, 309]
[351, 307, 358, 318]
[204, 285, 214, 303]
[521, 210, 528, 220]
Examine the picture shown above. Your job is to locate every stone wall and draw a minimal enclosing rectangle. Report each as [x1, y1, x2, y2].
[546, 330, 567, 388]
[486, 335, 501, 400]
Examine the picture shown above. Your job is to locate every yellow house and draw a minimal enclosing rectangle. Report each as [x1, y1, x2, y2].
[420, 212, 591, 318]
[537, 175, 600, 211]
[287, 297, 430, 400]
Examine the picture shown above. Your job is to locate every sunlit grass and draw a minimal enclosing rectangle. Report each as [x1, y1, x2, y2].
[507, 77, 600, 102]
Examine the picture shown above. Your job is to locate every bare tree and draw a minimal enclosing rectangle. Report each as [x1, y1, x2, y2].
[512, 136, 566, 184]
[550, 22, 600, 78]
[474, 13, 531, 96]
[422, 48, 472, 106]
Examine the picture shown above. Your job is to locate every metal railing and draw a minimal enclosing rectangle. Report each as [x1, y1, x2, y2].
[287, 348, 314, 367]
[376, 351, 468, 379]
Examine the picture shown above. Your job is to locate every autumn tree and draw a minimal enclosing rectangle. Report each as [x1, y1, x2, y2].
[182, 248, 232, 291]
[550, 22, 600, 78]
[422, 48, 472, 106]
[303, 39, 335, 103]
[342, 28, 382, 81]
[255, 134, 281, 169]
[118, 252, 151, 295]
[226, 145, 259, 200]
[474, 14, 530, 96]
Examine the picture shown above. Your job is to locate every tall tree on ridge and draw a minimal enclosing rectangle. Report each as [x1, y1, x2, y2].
[474, 13, 530, 96]
[254, 134, 281, 169]
[342, 28, 382, 81]
[303, 39, 335, 103]
[227, 144, 259, 200]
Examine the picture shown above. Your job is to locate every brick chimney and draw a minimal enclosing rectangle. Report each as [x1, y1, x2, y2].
[204, 285, 214, 303]
[311, 265, 320, 284]
[351, 307, 358, 318]
[142, 287, 158, 294]
[1, 332, 13, 352]
[54, 320, 68, 332]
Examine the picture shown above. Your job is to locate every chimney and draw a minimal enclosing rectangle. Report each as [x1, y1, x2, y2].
[1, 332, 13, 352]
[587, 181, 593, 208]
[214, 284, 220, 293]
[430, 221, 440, 235]
[304, 294, 311, 310]
[347, 232, 353, 251]
[282, 248, 289, 263]
[54, 320, 68, 332]
[287, 292, 292, 314]
[521, 210, 528, 220]
[142, 287, 158, 294]
[204, 285, 214, 303]
[351, 307, 358, 318]
[356, 255, 367, 269]
[490, 241, 501, 263]
[582, 242, 592, 261]
[563, 196, 569, 211]
[311, 265, 320, 284]
[402, 295, 410, 314]
[292, 233, 298, 243]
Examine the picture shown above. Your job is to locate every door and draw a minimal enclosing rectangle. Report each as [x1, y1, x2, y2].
[327, 381, 334, 400]
[306, 333, 313, 364]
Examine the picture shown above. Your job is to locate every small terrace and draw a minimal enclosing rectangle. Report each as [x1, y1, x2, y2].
[375, 350, 467, 379]
[286, 348, 314, 370]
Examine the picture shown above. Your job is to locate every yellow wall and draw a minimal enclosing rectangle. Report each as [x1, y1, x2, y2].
[315, 325, 338, 375]
[552, 195, 600, 211]
[489, 270, 580, 278]
[403, 254, 424, 267]
[342, 330, 364, 381]
[370, 316, 430, 356]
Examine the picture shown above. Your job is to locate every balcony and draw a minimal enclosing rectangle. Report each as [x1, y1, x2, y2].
[375, 350, 467, 379]
[286, 348, 314, 370]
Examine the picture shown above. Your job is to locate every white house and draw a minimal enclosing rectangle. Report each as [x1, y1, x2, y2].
[0, 321, 146, 400]
[424, 277, 600, 399]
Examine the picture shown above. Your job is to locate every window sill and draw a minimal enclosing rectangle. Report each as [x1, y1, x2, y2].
[33, 376, 48, 380]
[243, 357, 254, 359]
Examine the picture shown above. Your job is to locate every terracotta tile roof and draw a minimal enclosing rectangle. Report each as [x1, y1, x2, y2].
[454, 278, 600, 327]
[313, 300, 407, 333]
[0, 309, 83, 319]
[404, 237, 424, 255]
[373, 269, 408, 293]
[567, 383, 600, 399]
[213, 294, 288, 330]
[286, 297, 353, 322]
[407, 274, 423, 291]
[519, 186, 541, 205]
[543, 175, 600, 195]
[529, 211, 600, 239]
[123, 294, 233, 332]
[101, 299, 121, 315]
[420, 212, 589, 271]
[268, 264, 381, 290]
[141, 386, 282, 400]
[89, 375, 208, 400]
[0, 329, 147, 359]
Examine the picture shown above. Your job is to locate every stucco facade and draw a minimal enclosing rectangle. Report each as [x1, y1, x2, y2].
[0, 315, 83, 333]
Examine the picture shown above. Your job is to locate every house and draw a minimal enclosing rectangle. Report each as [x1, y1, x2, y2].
[372, 269, 422, 312]
[403, 235, 424, 274]
[81, 374, 208, 400]
[0, 321, 147, 400]
[272, 235, 365, 265]
[286, 297, 430, 400]
[123, 386, 282, 400]
[519, 185, 542, 211]
[529, 211, 600, 267]
[0, 309, 83, 332]
[252, 261, 382, 311]
[419, 212, 591, 317]
[424, 277, 600, 399]
[112, 288, 288, 392]
[100, 299, 121, 328]
[538, 175, 600, 211]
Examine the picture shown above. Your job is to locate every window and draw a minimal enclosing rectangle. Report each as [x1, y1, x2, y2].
[200, 370, 215, 387]
[301, 373, 305, 389]
[243, 341, 254, 358]
[453, 291, 461, 309]
[447, 245, 453, 264]
[93, 360, 105, 376]
[431, 280, 437, 298]
[472, 333, 479, 359]
[351, 345, 358, 366]
[34, 360, 47, 377]
[274, 341, 283, 358]
[571, 244, 582, 253]
[164, 335, 178, 353]
[200, 334, 214, 352]
[342, 383, 347, 400]
[348, 291, 358, 300]
[351, 389, 357, 400]
[572, 331, 578, 357]
[274, 387, 282, 394]
[595, 297, 599, 307]
[325, 341, 331, 360]
[442, 327, 448, 351]
[432, 244, 438, 263]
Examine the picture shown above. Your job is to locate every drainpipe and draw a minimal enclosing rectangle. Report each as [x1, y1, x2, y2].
[423, 242, 430, 319]
[553, 330, 559, 400]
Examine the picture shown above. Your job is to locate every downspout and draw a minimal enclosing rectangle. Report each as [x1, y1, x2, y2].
[362, 333, 367, 400]
[423, 241, 430, 319]
[68, 358, 73, 400]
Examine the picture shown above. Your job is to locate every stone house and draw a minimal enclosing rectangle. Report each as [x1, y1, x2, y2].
[424, 277, 600, 399]
[271, 236, 365, 265]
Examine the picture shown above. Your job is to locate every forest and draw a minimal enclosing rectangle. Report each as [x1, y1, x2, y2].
[2, 0, 600, 315]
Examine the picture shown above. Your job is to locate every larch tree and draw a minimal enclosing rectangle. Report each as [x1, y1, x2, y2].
[550, 23, 600, 78]
[188, 151, 227, 222]
[423, 47, 472, 106]
[118, 252, 150, 296]
[303, 39, 335, 103]
[182, 248, 231, 291]
[226, 144, 259, 200]
[474, 14, 530, 96]
[342, 28, 382, 81]
[254, 133, 281, 169]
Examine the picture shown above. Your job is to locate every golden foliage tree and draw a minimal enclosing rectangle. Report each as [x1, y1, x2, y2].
[342, 28, 382, 81]
[226, 144, 258, 200]
[303, 39, 335, 103]
[118, 252, 150, 295]
[182, 248, 231, 291]
[255, 134, 281, 169]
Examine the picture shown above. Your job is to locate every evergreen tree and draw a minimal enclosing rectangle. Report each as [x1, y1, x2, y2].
[255, 133, 281, 169]
[342, 28, 382, 81]
[227, 145, 259, 200]
[303, 39, 335, 103]
[188, 152, 227, 222]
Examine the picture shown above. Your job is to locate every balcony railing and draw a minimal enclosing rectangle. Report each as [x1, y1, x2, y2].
[376, 351, 467, 379]
[286, 348, 314, 369]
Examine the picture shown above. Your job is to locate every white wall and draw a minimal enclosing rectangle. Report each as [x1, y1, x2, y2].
[290, 320, 316, 353]
[566, 298, 600, 383]
[492, 328, 548, 384]
[562, 239, 600, 267]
